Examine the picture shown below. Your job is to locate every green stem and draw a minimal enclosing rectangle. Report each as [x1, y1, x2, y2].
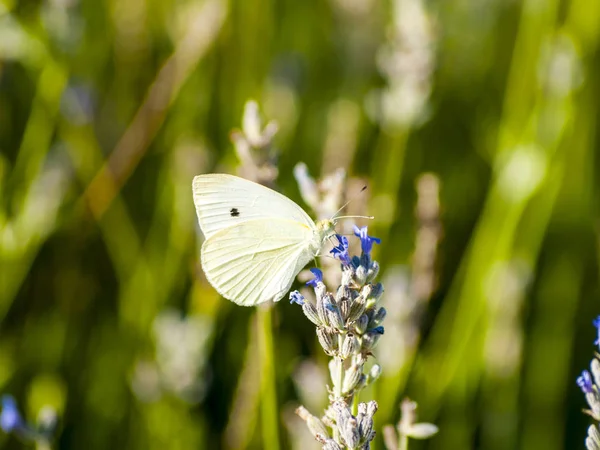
[351, 394, 360, 417]
[257, 304, 280, 450]
[399, 434, 409, 450]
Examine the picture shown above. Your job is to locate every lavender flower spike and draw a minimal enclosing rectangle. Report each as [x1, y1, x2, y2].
[577, 314, 600, 448]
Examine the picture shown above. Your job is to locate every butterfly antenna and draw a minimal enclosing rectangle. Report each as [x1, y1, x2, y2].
[334, 215, 374, 220]
[332, 185, 368, 219]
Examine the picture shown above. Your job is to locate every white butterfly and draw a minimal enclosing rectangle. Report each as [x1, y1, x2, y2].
[192, 174, 338, 306]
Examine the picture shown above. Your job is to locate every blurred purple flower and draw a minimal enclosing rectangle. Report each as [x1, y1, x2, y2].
[0, 396, 22, 433]
[577, 370, 594, 394]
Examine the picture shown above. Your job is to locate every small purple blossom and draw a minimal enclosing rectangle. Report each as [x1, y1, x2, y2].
[577, 370, 594, 394]
[289, 291, 305, 306]
[353, 226, 381, 255]
[330, 235, 351, 266]
[307, 268, 324, 288]
[0, 396, 22, 433]
[372, 326, 385, 335]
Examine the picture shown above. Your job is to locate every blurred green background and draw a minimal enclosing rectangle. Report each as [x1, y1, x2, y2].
[1, 0, 599, 448]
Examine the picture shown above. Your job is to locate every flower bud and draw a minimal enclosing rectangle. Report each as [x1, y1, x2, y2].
[369, 283, 384, 303]
[329, 358, 343, 391]
[302, 302, 322, 327]
[316, 292, 331, 325]
[336, 284, 352, 303]
[359, 401, 378, 442]
[366, 400, 378, 416]
[372, 307, 387, 326]
[356, 401, 367, 422]
[306, 415, 330, 439]
[341, 299, 354, 322]
[341, 424, 360, 449]
[325, 296, 345, 330]
[360, 284, 372, 299]
[354, 265, 367, 285]
[296, 406, 330, 440]
[342, 364, 363, 394]
[347, 295, 366, 323]
[358, 415, 374, 442]
[333, 402, 360, 449]
[362, 327, 384, 351]
[341, 267, 355, 287]
[323, 405, 336, 426]
[366, 260, 380, 282]
[587, 425, 600, 450]
[315, 282, 327, 302]
[340, 334, 360, 359]
[354, 314, 369, 335]
[317, 328, 338, 355]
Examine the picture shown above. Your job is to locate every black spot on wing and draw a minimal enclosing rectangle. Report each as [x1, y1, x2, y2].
[230, 208, 240, 217]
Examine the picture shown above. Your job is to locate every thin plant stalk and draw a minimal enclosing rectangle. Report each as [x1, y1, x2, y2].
[399, 434, 408, 450]
[257, 304, 281, 450]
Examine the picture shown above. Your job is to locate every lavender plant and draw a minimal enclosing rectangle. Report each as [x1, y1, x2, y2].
[290, 225, 383, 449]
[226, 100, 436, 450]
[577, 316, 600, 450]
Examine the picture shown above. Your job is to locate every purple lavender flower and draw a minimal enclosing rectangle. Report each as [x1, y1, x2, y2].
[289, 291, 305, 306]
[593, 315, 600, 347]
[330, 235, 351, 266]
[306, 268, 324, 287]
[0, 396, 23, 433]
[353, 225, 381, 255]
[577, 370, 594, 394]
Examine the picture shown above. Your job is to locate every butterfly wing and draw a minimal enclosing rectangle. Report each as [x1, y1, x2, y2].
[192, 174, 315, 239]
[201, 218, 316, 306]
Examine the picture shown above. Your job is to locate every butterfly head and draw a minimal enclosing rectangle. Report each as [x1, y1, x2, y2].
[315, 219, 337, 242]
